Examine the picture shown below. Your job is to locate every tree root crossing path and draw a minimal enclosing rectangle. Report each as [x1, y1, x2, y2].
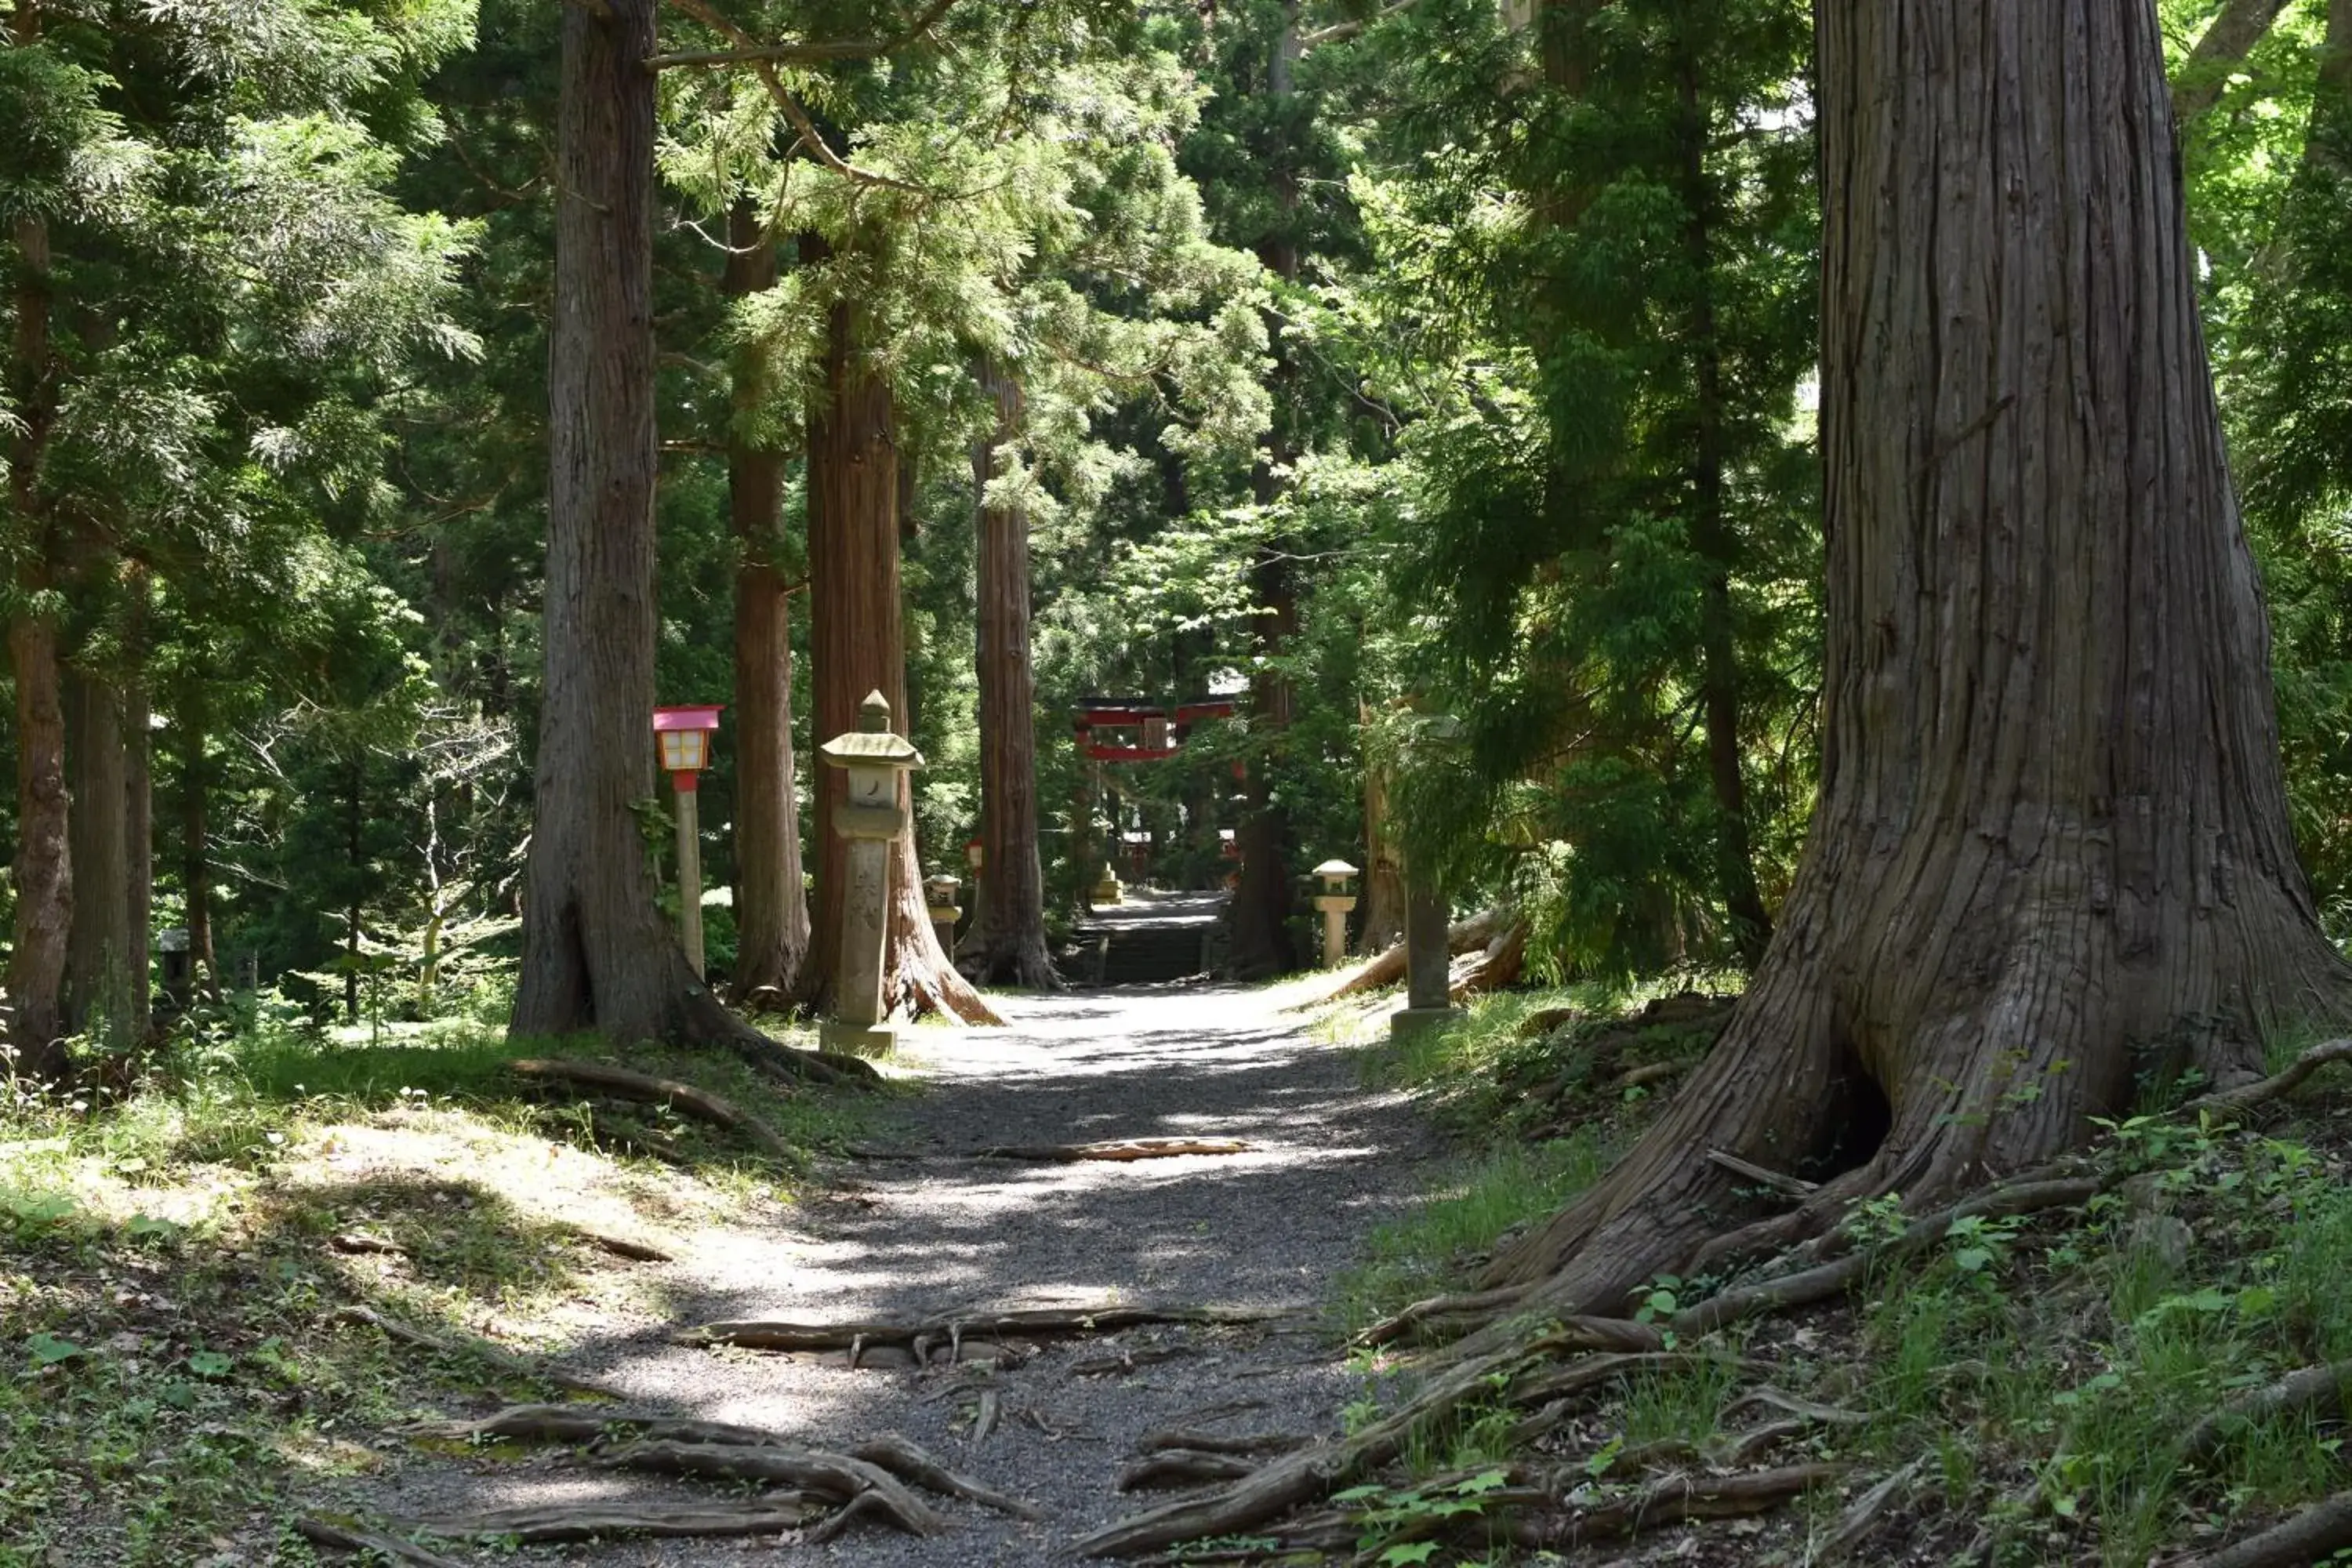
[367, 983, 1436, 1564]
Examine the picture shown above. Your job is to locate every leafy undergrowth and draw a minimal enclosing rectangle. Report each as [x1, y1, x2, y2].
[0, 1011, 885, 1566]
[1312, 997, 2352, 1567]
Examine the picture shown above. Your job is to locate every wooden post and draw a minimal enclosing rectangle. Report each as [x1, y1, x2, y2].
[674, 785, 705, 978]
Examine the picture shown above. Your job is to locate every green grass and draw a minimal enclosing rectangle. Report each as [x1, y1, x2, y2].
[1338, 1130, 1610, 1335]
[0, 1004, 887, 1563]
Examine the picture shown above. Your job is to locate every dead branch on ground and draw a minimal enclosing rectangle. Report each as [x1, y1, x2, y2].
[295, 1516, 466, 1567]
[401, 1500, 822, 1543]
[2183, 1359, 2352, 1461]
[969, 1137, 1253, 1162]
[681, 1303, 1294, 1367]
[2183, 1491, 2352, 1568]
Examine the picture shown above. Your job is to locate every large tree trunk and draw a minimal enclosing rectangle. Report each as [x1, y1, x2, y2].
[5, 71, 70, 1080]
[124, 636, 152, 1041]
[970, 359, 1058, 989]
[723, 201, 810, 1003]
[1678, 41, 1773, 969]
[1484, 0, 2352, 1320]
[64, 669, 135, 1042]
[801, 291, 1000, 1025]
[510, 0, 774, 1053]
[1227, 2, 1305, 982]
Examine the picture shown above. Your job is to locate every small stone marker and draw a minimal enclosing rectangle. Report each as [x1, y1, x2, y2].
[818, 691, 924, 1056]
[1392, 874, 1462, 1042]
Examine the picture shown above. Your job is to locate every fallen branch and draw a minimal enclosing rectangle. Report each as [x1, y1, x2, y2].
[2183, 1359, 2352, 1461]
[2185, 1491, 2352, 1568]
[1609, 1058, 1690, 1094]
[565, 1224, 673, 1262]
[1723, 1386, 1871, 1428]
[401, 1403, 780, 1450]
[510, 1058, 797, 1162]
[1314, 907, 1507, 1001]
[331, 1305, 619, 1396]
[404, 1500, 821, 1543]
[969, 1138, 1253, 1163]
[598, 1439, 946, 1536]
[1448, 920, 1528, 1003]
[295, 1516, 466, 1567]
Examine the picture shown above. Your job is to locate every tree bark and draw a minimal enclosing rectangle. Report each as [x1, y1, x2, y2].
[801, 288, 999, 1024]
[64, 669, 134, 1042]
[2172, 0, 2293, 124]
[124, 623, 152, 1041]
[510, 0, 775, 1053]
[723, 201, 809, 1003]
[970, 358, 1058, 988]
[1360, 706, 1406, 953]
[1483, 0, 2352, 1319]
[1678, 38, 1773, 969]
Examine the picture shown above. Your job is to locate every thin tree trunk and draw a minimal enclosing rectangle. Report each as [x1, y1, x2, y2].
[180, 690, 218, 1000]
[1678, 39, 1772, 968]
[971, 358, 1058, 988]
[801, 289, 1000, 1024]
[724, 201, 809, 1002]
[1483, 0, 2352, 1321]
[1359, 702, 1406, 953]
[344, 757, 364, 1022]
[510, 0, 776, 1054]
[2172, 0, 2293, 123]
[64, 669, 132, 1042]
[124, 612, 151, 1041]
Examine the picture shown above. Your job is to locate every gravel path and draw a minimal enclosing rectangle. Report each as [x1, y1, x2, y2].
[364, 981, 1436, 1563]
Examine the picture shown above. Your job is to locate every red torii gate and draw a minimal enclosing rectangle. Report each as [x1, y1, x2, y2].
[1071, 695, 1237, 764]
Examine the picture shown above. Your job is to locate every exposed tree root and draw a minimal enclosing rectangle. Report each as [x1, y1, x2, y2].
[1819, 1456, 1929, 1560]
[1359, 1285, 1534, 1348]
[1447, 918, 1527, 1002]
[969, 1137, 1253, 1163]
[848, 1434, 1044, 1519]
[2183, 1358, 2352, 1462]
[681, 1303, 1293, 1366]
[402, 1403, 779, 1450]
[509, 1058, 798, 1161]
[1504, 1463, 1847, 1554]
[330, 1305, 622, 1396]
[2184, 1037, 2352, 1117]
[1118, 1450, 1258, 1490]
[2185, 1491, 2352, 1568]
[295, 1515, 467, 1567]
[402, 1500, 822, 1543]
[597, 1440, 947, 1535]
[1135, 1429, 1312, 1457]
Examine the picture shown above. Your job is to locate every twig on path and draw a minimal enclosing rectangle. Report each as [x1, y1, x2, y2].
[851, 1434, 1045, 1519]
[563, 1223, 673, 1262]
[971, 1137, 1254, 1163]
[681, 1303, 1295, 1362]
[330, 1305, 622, 1396]
[509, 1058, 798, 1162]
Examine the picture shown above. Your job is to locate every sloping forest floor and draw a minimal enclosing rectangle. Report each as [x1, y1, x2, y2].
[8, 976, 2352, 1566]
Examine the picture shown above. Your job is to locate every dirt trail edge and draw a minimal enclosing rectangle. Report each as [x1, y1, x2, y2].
[357, 983, 1435, 1564]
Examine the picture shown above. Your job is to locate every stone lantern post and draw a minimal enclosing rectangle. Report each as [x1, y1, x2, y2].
[1311, 859, 1358, 967]
[924, 873, 962, 956]
[818, 691, 923, 1055]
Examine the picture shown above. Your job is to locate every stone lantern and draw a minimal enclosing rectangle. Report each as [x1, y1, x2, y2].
[818, 691, 922, 1055]
[1312, 859, 1359, 968]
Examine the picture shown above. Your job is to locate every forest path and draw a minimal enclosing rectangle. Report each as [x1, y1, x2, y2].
[366, 981, 1437, 1565]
